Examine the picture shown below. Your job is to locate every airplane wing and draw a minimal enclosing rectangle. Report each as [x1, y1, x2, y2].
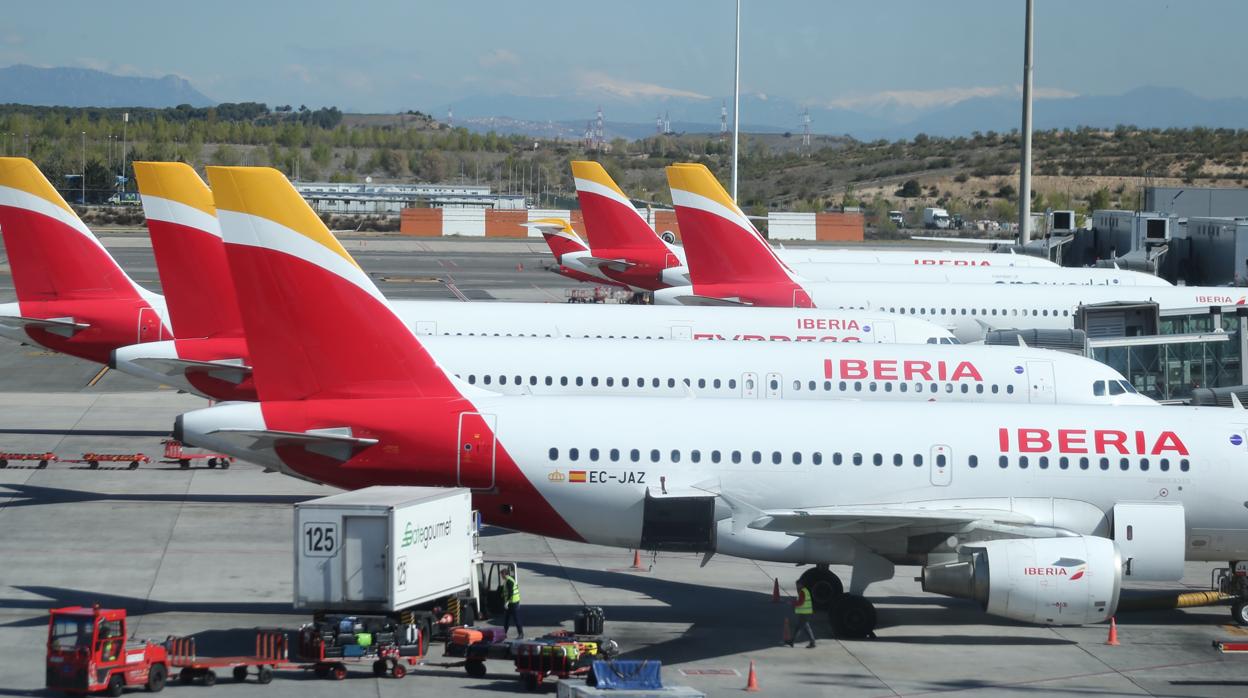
[0, 315, 89, 337]
[205, 427, 377, 463]
[743, 503, 1040, 536]
[131, 357, 252, 385]
[580, 256, 636, 272]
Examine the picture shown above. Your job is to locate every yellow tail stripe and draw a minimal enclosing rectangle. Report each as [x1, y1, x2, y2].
[666, 163, 738, 214]
[133, 162, 216, 218]
[571, 161, 627, 198]
[0, 157, 75, 215]
[206, 166, 359, 269]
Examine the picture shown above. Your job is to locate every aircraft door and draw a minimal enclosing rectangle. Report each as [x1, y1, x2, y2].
[793, 289, 814, 308]
[1026, 361, 1056, 403]
[764, 372, 782, 399]
[671, 325, 692, 340]
[930, 444, 952, 486]
[415, 320, 437, 336]
[457, 412, 497, 489]
[872, 320, 896, 343]
[741, 372, 758, 398]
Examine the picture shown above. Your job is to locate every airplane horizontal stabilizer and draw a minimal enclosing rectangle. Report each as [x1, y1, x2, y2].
[206, 427, 378, 463]
[0, 315, 89, 337]
[131, 357, 251, 384]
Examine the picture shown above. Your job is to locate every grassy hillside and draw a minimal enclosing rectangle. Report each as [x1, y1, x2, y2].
[3, 103, 1245, 230]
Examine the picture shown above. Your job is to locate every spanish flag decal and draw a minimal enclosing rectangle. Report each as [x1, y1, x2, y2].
[568, 470, 587, 483]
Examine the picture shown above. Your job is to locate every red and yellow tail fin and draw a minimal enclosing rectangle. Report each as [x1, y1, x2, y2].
[134, 162, 243, 339]
[207, 166, 458, 402]
[572, 160, 667, 254]
[665, 163, 798, 287]
[0, 157, 143, 302]
[527, 217, 589, 262]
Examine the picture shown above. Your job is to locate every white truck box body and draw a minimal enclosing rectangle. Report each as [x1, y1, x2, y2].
[294, 486, 476, 613]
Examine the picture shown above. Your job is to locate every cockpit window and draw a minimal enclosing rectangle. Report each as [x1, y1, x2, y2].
[1093, 380, 1106, 396]
[1119, 380, 1138, 394]
[1108, 381, 1126, 396]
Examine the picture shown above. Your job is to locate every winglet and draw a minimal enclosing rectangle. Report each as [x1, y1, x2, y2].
[207, 166, 458, 401]
[134, 162, 243, 339]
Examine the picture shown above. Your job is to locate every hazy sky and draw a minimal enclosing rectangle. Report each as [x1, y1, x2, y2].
[2, 1, 1244, 112]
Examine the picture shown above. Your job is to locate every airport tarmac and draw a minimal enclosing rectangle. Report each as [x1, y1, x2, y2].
[2, 236, 1248, 696]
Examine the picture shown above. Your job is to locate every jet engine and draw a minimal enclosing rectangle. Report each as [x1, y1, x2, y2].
[922, 536, 1121, 625]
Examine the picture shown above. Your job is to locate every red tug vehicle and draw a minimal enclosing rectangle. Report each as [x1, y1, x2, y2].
[46, 606, 169, 696]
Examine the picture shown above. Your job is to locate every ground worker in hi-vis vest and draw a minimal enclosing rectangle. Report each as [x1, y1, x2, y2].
[501, 566, 524, 639]
[787, 580, 817, 648]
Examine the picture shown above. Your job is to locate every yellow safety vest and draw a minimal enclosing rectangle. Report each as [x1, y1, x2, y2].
[795, 586, 813, 615]
[507, 577, 521, 604]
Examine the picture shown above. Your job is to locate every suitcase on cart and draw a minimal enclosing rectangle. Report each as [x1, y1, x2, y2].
[574, 606, 605, 635]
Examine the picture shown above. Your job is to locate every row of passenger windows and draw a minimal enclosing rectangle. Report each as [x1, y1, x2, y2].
[886, 306, 1072, 318]
[459, 373, 1018, 396]
[443, 332, 670, 340]
[794, 380, 1015, 395]
[463, 374, 740, 389]
[546, 447, 1190, 472]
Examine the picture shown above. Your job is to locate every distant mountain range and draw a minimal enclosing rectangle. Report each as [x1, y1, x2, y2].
[0, 65, 214, 108]
[447, 86, 1248, 141]
[2, 64, 1243, 141]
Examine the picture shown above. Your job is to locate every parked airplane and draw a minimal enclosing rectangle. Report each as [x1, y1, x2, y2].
[0, 157, 171, 363]
[527, 218, 630, 288]
[570, 160, 687, 291]
[180, 165, 1248, 637]
[566, 161, 1141, 292]
[657, 164, 1239, 342]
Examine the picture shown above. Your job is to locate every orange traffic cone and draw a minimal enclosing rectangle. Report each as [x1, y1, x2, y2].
[744, 660, 760, 692]
[1106, 617, 1120, 646]
[631, 549, 643, 570]
[782, 617, 792, 645]
[771, 578, 780, 603]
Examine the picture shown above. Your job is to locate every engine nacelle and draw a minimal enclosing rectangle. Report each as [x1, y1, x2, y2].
[922, 536, 1122, 625]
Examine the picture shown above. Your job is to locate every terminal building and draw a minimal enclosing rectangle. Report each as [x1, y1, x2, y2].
[294, 181, 526, 214]
[1029, 185, 1248, 402]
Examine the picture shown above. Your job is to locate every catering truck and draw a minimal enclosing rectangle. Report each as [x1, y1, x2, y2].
[294, 487, 510, 644]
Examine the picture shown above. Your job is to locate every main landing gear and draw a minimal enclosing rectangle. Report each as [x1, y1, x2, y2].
[797, 565, 878, 639]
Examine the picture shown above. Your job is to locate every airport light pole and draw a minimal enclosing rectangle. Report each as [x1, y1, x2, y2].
[1018, 0, 1034, 246]
[121, 112, 129, 194]
[731, 0, 741, 202]
[81, 131, 86, 206]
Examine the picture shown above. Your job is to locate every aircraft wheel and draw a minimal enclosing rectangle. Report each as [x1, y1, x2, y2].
[799, 566, 844, 611]
[829, 594, 877, 639]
